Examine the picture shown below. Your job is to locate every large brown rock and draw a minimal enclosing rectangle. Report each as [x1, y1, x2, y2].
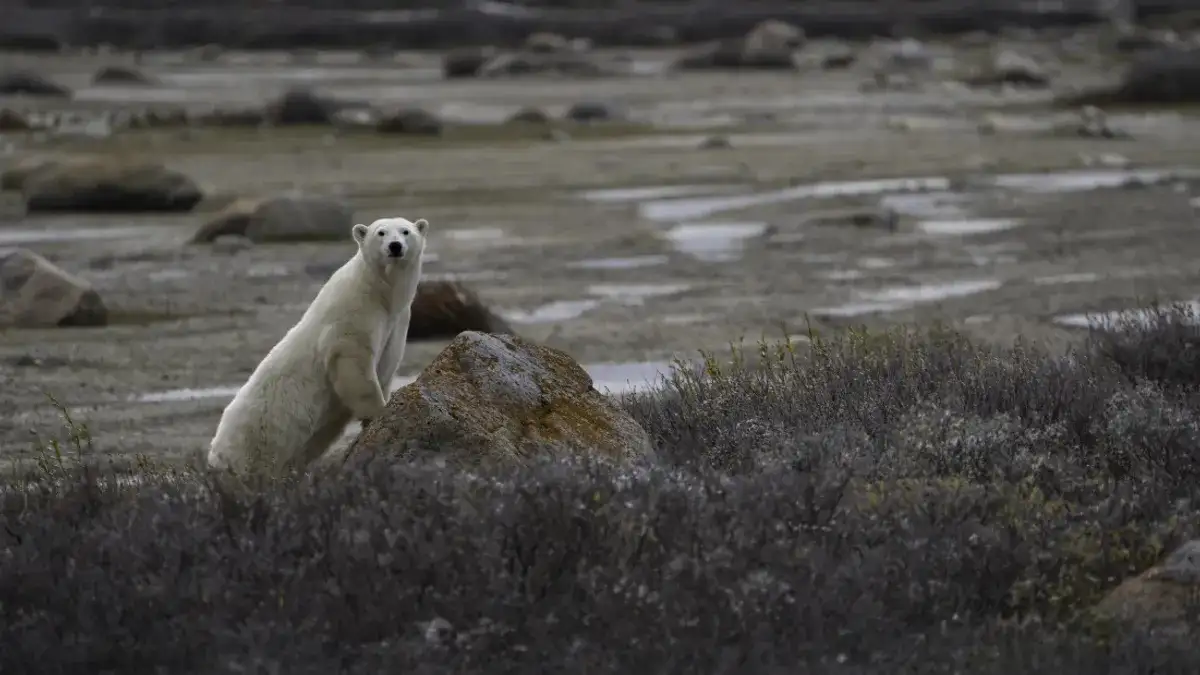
[1093, 539, 1200, 637]
[192, 195, 354, 243]
[347, 332, 653, 468]
[21, 158, 203, 213]
[409, 280, 515, 341]
[0, 249, 107, 328]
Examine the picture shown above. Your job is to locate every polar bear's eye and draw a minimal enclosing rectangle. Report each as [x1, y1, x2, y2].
[401, 229, 410, 236]
[377, 231, 385, 237]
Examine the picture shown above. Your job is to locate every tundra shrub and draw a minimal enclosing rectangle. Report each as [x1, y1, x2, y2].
[3, 305, 1200, 674]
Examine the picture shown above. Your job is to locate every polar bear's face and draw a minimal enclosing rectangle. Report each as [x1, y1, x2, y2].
[352, 217, 429, 266]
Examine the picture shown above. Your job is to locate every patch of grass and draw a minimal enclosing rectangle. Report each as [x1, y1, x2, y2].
[4, 305, 1200, 673]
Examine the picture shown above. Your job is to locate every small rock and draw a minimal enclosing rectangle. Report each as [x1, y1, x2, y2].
[523, 32, 573, 54]
[699, 134, 731, 149]
[565, 101, 621, 123]
[674, 20, 802, 72]
[194, 44, 223, 62]
[0, 71, 72, 98]
[442, 47, 497, 79]
[506, 107, 552, 125]
[347, 332, 653, 467]
[886, 38, 933, 71]
[194, 107, 267, 128]
[266, 87, 358, 126]
[409, 280, 516, 341]
[92, 65, 157, 86]
[821, 43, 858, 69]
[192, 195, 354, 243]
[22, 158, 203, 213]
[1093, 539, 1200, 637]
[478, 52, 612, 79]
[0, 249, 107, 328]
[802, 206, 899, 231]
[0, 108, 31, 132]
[210, 234, 255, 253]
[964, 49, 1050, 88]
[375, 108, 443, 136]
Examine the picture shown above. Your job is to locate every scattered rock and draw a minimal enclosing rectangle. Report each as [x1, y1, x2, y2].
[92, 65, 157, 86]
[266, 87, 359, 126]
[347, 331, 653, 468]
[1115, 47, 1200, 103]
[699, 134, 731, 149]
[675, 20, 803, 71]
[506, 107, 552, 125]
[0, 71, 72, 98]
[0, 249, 107, 328]
[821, 43, 858, 69]
[1068, 47, 1200, 105]
[523, 32, 573, 54]
[0, 108, 31, 132]
[194, 107, 267, 128]
[1069, 105, 1131, 139]
[409, 280, 516, 341]
[802, 206, 899, 231]
[886, 38, 933, 71]
[964, 49, 1050, 88]
[192, 195, 354, 243]
[1093, 539, 1200, 637]
[442, 47, 497, 79]
[22, 158, 203, 213]
[375, 108, 443, 136]
[210, 233, 255, 253]
[477, 51, 613, 79]
[565, 101, 622, 123]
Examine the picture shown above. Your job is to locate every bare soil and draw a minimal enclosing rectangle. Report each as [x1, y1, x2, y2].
[2, 35, 1198, 466]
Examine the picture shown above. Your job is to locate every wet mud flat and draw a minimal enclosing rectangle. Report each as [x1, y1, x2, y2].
[2, 45, 1199, 467]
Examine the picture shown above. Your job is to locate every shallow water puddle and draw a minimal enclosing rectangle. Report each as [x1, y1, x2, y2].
[589, 361, 676, 394]
[986, 168, 1197, 194]
[662, 221, 768, 262]
[586, 283, 691, 305]
[580, 184, 748, 204]
[499, 299, 602, 324]
[918, 218, 1022, 236]
[1034, 272, 1100, 286]
[880, 191, 973, 219]
[813, 279, 1003, 317]
[566, 255, 669, 270]
[0, 225, 158, 245]
[136, 361, 674, 403]
[819, 269, 866, 281]
[1055, 300, 1200, 329]
[638, 176, 950, 222]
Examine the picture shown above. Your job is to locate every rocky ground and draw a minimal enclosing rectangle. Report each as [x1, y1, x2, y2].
[1, 27, 1198, 467]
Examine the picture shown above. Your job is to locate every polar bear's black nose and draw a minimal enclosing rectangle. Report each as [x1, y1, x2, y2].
[387, 242, 404, 257]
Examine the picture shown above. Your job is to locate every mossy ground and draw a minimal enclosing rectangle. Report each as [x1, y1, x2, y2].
[4, 304, 1200, 673]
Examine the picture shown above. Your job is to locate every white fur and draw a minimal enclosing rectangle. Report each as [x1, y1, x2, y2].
[207, 216, 429, 476]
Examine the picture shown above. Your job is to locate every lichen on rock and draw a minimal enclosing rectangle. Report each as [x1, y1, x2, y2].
[347, 331, 653, 468]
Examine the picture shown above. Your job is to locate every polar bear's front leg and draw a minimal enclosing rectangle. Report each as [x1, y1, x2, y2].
[375, 313, 411, 398]
[327, 345, 389, 421]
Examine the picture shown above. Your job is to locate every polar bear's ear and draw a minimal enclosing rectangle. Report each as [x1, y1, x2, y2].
[352, 223, 369, 244]
[414, 218, 429, 235]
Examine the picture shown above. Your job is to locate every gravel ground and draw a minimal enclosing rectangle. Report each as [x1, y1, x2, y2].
[2, 34, 1198, 466]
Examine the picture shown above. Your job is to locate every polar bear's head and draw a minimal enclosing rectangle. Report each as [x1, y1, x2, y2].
[352, 217, 429, 267]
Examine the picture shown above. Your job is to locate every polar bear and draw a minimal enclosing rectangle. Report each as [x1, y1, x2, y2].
[207, 216, 429, 476]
